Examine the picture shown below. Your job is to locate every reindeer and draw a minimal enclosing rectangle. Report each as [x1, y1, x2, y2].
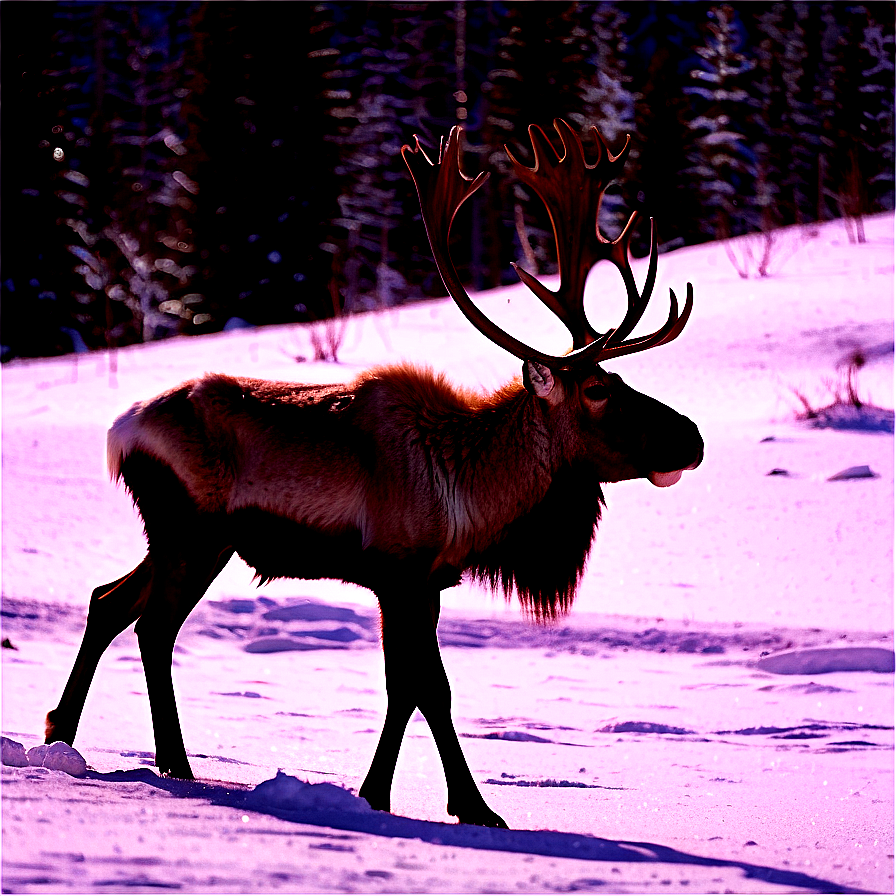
[46, 120, 702, 828]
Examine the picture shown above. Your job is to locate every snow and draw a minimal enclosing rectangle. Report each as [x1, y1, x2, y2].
[1, 735, 28, 767]
[756, 645, 895, 675]
[246, 771, 374, 814]
[22, 741, 88, 777]
[2, 214, 893, 893]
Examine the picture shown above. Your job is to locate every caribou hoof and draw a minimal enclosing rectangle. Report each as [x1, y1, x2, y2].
[157, 755, 194, 780]
[44, 710, 74, 746]
[448, 799, 508, 828]
[358, 785, 390, 813]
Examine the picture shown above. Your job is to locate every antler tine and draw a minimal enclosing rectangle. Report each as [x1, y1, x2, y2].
[403, 127, 611, 369]
[603, 213, 659, 347]
[596, 126, 632, 167]
[599, 283, 694, 361]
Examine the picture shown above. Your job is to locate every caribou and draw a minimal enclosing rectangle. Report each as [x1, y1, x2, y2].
[46, 120, 703, 828]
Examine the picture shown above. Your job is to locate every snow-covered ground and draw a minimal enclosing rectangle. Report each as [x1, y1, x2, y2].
[2, 214, 893, 894]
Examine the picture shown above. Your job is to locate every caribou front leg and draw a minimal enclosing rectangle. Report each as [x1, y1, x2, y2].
[357, 686, 414, 812]
[361, 587, 507, 828]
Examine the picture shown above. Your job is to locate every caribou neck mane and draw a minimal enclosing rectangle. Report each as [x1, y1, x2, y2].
[356, 364, 605, 618]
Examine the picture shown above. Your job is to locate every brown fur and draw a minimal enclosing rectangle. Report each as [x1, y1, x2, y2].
[107, 362, 703, 617]
[108, 365, 590, 608]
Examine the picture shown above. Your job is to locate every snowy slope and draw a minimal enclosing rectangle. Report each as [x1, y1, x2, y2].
[1, 214, 893, 894]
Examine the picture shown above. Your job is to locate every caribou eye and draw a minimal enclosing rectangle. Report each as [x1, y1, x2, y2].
[584, 383, 610, 402]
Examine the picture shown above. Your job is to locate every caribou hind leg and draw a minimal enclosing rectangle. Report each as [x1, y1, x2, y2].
[48, 450, 233, 779]
[134, 542, 234, 779]
[45, 557, 154, 746]
[361, 587, 507, 828]
[45, 542, 232, 779]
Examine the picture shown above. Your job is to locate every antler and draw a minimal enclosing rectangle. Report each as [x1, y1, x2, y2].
[402, 120, 693, 370]
[401, 128, 612, 368]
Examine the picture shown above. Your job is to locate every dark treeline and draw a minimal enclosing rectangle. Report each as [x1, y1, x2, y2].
[1, 1, 893, 361]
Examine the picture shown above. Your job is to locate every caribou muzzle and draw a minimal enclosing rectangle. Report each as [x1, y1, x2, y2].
[642, 404, 704, 488]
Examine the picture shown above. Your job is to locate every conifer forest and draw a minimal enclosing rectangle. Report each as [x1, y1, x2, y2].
[1, 1, 893, 361]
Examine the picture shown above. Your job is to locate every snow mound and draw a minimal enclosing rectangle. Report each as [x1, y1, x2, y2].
[599, 721, 696, 735]
[1, 736, 29, 767]
[261, 603, 367, 624]
[757, 646, 896, 675]
[776, 682, 853, 694]
[481, 730, 553, 743]
[7, 740, 89, 776]
[244, 770, 372, 814]
[245, 636, 340, 653]
[807, 403, 894, 433]
[487, 775, 597, 789]
[244, 627, 364, 653]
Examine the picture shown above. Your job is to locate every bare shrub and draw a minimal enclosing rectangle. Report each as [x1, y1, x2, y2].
[309, 315, 349, 363]
[787, 350, 894, 433]
[831, 350, 866, 409]
[724, 225, 815, 279]
[309, 275, 350, 363]
[821, 149, 867, 245]
[790, 350, 867, 419]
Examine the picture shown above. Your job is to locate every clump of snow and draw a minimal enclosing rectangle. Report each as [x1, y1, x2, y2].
[3, 739, 89, 776]
[3, 737, 89, 776]
[1, 736, 29, 767]
[245, 770, 372, 814]
[757, 645, 896, 675]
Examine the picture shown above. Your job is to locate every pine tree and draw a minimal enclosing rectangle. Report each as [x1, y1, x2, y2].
[573, 2, 637, 238]
[45, 3, 208, 347]
[631, 55, 695, 251]
[182, 3, 335, 331]
[0, 1, 86, 358]
[749, 3, 817, 230]
[312, 4, 457, 322]
[817, 3, 895, 240]
[683, 4, 756, 239]
[857, 5, 895, 214]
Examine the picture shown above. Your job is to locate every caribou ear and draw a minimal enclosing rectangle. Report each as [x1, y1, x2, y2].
[523, 360, 557, 401]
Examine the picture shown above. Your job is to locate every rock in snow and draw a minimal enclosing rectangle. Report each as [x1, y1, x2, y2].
[827, 464, 879, 481]
[757, 646, 895, 675]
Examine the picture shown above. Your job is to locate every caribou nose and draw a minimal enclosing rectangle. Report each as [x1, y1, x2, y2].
[645, 414, 703, 487]
[654, 414, 703, 470]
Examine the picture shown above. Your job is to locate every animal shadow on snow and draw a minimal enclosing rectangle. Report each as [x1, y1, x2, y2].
[89, 768, 869, 895]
